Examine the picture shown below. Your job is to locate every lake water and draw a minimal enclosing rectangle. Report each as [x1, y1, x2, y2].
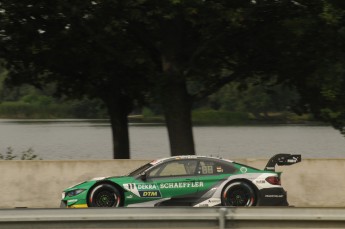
[1, 119, 345, 160]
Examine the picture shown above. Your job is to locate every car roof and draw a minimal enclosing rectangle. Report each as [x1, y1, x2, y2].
[149, 155, 233, 165]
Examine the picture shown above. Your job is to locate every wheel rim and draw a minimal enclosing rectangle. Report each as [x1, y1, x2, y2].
[94, 190, 118, 207]
[223, 183, 255, 206]
[227, 188, 251, 206]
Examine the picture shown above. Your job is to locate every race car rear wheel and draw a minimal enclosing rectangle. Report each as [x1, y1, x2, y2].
[221, 181, 256, 206]
[88, 183, 121, 207]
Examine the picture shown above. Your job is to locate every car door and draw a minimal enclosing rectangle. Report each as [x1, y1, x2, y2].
[145, 159, 200, 206]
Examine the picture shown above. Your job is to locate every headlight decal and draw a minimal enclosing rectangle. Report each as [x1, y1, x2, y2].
[66, 189, 86, 197]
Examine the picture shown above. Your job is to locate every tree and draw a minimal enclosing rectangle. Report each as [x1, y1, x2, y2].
[267, 1, 345, 134]
[122, 0, 322, 155]
[3, 0, 345, 160]
[228, 0, 345, 136]
[121, 0, 254, 155]
[1, 0, 274, 157]
[208, 79, 300, 119]
[0, 0, 151, 158]
[129, 0, 345, 151]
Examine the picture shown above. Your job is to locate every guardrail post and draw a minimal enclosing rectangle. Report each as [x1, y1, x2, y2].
[219, 208, 227, 229]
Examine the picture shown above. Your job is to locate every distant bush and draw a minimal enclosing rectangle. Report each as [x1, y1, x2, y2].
[0, 102, 69, 118]
[0, 98, 108, 119]
[21, 94, 54, 106]
[67, 98, 108, 118]
[0, 147, 41, 160]
[192, 109, 249, 125]
[142, 107, 155, 117]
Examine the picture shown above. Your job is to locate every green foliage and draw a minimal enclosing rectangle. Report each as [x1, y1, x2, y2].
[2, 0, 345, 157]
[0, 102, 42, 118]
[0, 147, 41, 160]
[320, 1, 344, 25]
[208, 80, 300, 119]
[0, 79, 108, 118]
[192, 109, 249, 125]
[21, 94, 53, 106]
[0, 100, 107, 119]
[66, 98, 108, 119]
[142, 107, 155, 118]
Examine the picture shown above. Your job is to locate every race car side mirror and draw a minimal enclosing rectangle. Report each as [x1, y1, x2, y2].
[140, 172, 147, 181]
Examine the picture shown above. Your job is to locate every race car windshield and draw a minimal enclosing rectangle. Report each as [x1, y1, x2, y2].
[127, 163, 153, 177]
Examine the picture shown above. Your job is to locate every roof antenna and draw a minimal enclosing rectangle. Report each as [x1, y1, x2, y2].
[217, 146, 222, 159]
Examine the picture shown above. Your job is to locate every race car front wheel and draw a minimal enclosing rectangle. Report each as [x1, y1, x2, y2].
[221, 181, 256, 206]
[88, 183, 121, 207]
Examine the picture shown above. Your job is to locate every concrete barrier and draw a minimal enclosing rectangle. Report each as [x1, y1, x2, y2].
[0, 158, 344, 208]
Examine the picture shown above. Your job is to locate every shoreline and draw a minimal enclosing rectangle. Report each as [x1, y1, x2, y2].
[0, 117, 327, 126]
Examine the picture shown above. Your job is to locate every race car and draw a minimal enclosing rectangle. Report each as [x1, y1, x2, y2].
[60, 154, 301, 208]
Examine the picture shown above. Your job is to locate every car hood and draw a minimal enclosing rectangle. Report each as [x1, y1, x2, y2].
[64, 176, 125, 192]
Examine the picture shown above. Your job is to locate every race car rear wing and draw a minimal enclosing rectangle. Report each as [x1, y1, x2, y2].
[265, 154, 301, 171]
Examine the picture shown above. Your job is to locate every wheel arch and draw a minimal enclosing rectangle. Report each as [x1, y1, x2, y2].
[87, 180, 125, 207]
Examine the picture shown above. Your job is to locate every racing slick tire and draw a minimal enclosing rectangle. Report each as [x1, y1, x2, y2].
[88, 183, 122, 207]
[221, 181, 256, 206]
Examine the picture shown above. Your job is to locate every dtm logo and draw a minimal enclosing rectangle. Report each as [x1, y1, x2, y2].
[139, 190, 162, 198]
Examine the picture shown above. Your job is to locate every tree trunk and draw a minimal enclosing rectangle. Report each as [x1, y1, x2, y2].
[161, 60, 195, 156]
[103, 93, 131, 159]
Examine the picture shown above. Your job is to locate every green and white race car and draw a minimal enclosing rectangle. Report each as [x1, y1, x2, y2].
[61, 154, 301, 208]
